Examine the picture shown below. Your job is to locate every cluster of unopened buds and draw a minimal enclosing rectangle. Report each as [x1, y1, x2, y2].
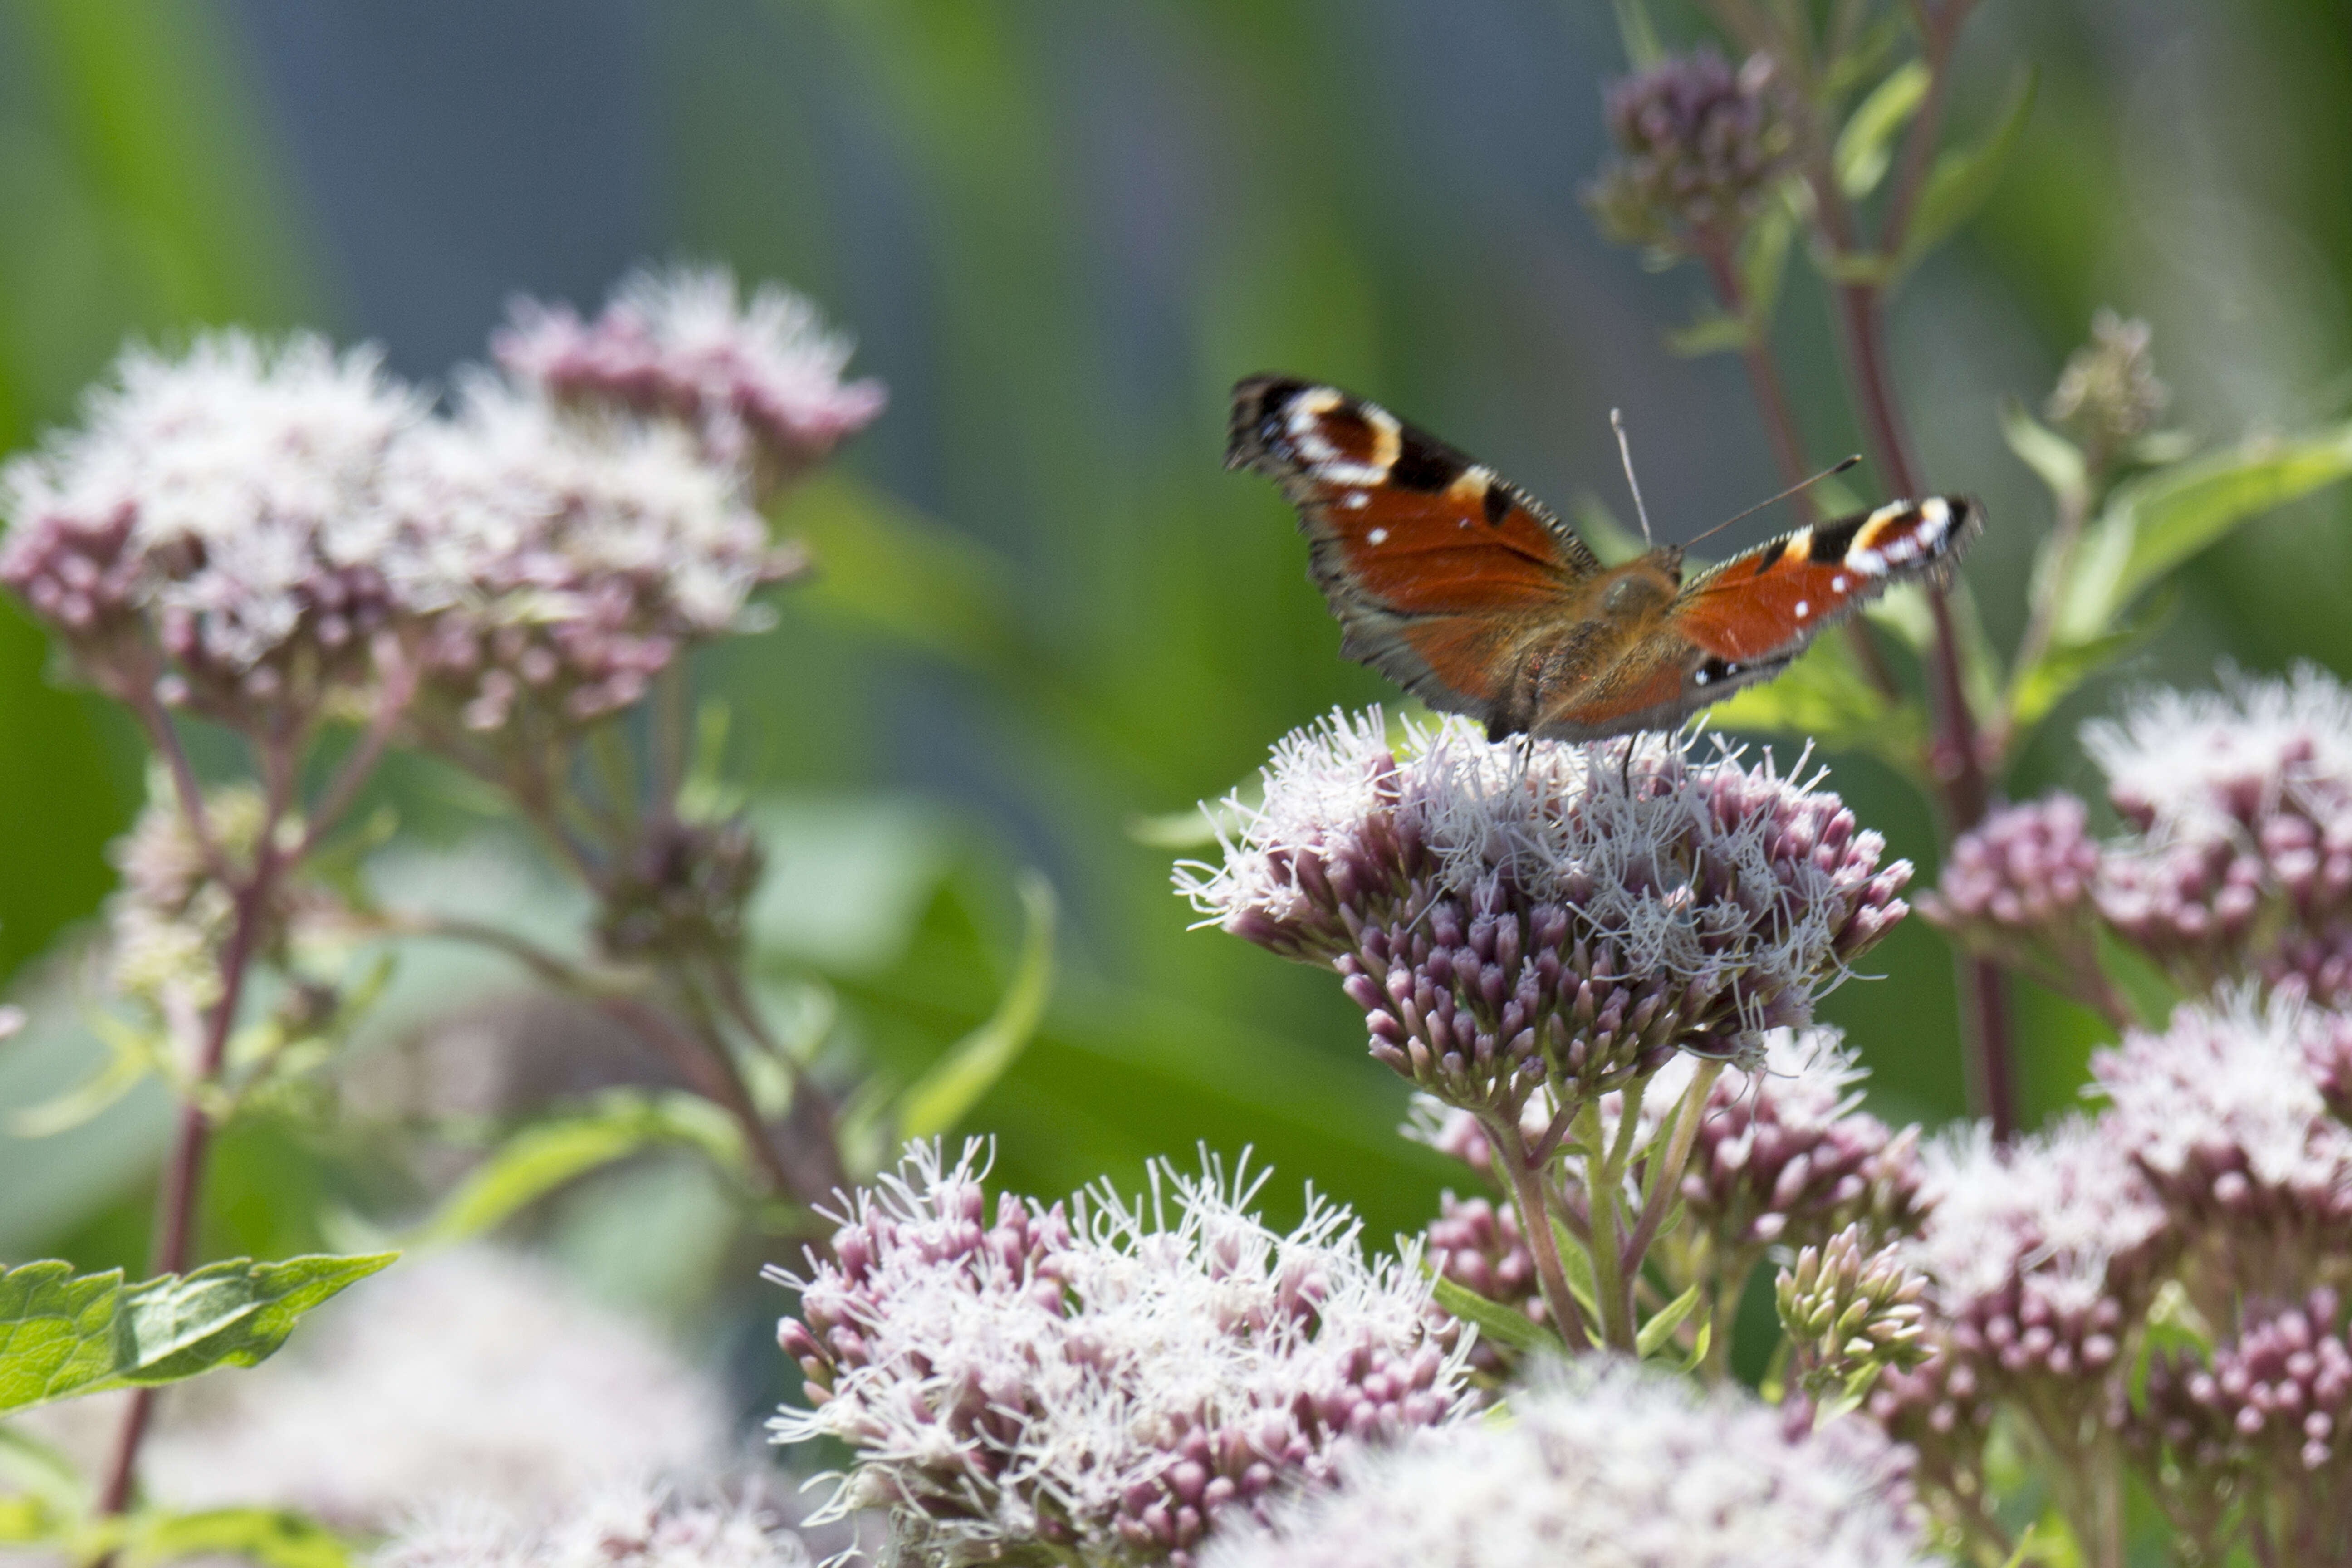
[1181, 714, 1908, 1122]
[1584, 49, 1796, 254]
[1778, 1224, 1930, 1393]
[1928, 665, 2352, 1008]
[2141, 1289, 2352, 1476]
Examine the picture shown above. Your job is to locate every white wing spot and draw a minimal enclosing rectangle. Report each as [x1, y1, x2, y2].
[1832, 575, 1849, 593]
[1794, 600, 1810, 618]
[1344, 493, 1369, 510]
[1367, 526, 1388, 545]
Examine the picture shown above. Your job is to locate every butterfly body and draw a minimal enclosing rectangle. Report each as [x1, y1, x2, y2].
[1227, 375, 1981, 741]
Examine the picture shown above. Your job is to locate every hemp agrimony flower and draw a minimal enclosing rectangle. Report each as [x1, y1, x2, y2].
[0, 331, 424, 725]
[377, 1483, 822, 1568]
[1202, 1357, 1934, 1568]
[379, 377, 794, 735]
[143, 1248, 730, 1528]
[495, 264, 886, 491]
[1179, 711, 1908, 1117]
[772, 1142, 1471, 1567]
[1779, 1224, 1931, 1399]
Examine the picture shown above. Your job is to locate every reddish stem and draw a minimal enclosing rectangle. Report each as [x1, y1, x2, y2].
[97, 856, 278, 1514]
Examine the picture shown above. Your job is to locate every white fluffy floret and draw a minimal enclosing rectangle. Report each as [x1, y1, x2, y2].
[2094, 988, 2352, 1202]
[774, 1142, 1473, 1565]
[1180, 709, 1901, 1016]
[1909, 1115, 2165, 1314]
[376, 1481, 817, 1568]
[2083, 662, 2352, 839]
[144, 1247, 730, 1527]
[1200, 1357, 1935, 1568]
[377, 376, 781, 726]
[0, 330, 424, 670]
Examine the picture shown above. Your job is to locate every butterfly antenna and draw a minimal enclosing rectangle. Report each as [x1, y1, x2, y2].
[1610, 408, 1655, 549]
[1684, 455, 1863, 550]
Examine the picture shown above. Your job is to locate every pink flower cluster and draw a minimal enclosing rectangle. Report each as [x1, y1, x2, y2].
[0, 268, 881, 742]
[772, 1143, 1470, 1568]
[496, 264, 886, 485]
[1928, 666, 2352, 1005]
[1181, 715, 1907, 1117]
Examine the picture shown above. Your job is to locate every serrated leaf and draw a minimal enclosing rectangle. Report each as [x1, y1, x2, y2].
[1998, 395, 2087, 508]
[412, 1089, 746, 1244]
[2057, 422, 2352, 644]
[123, 1507, 352, 1568]
[1665, 308, 1753, 358]
[1894, 65, 2037, 274]
[1835, 60, 1929, 199]
[1635, 1280, 1704, 1359]
[0, 1254, 395, 1416]
[898, 872, 1058, 1138]
[1426, 1270, 1568, 1359]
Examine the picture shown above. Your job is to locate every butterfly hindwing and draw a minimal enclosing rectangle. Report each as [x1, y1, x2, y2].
[1227, 376, 1597, 714]
[1670, 496, 1982, 669]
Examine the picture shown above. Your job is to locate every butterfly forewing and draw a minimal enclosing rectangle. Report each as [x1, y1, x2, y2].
[1227, 376, 1595, 713]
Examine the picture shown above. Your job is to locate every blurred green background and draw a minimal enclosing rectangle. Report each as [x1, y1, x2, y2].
[5, 0, 2352, 1289]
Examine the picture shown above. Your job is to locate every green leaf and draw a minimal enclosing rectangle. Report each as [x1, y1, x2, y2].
[1676, 1312, 1713, 1374]
[898, 872, 1058, 1138]
[0, 1254, 395, 1416]
[2057, 422, 2352, 644]
[412, 1089, 746, 1244]
[1894, 65, 2037, 274]
[2007, 588, 2175, 733]
[1998, 395, 2087, 509]
[1547, 1217, 1603, 1345]
[1737, 202, 1795, 329]
[1635, 1280, 1704, 1360]
[5, 1019, 152, 1137]
[1664, 308, 1752, 358]
[1710, 631, 1925, 776]
[1426, 1271, 1568, 1359]
[1610, 0, 1664, 69]
[1834, 60, 1929, 199]
[123, 1508, 352, 1568]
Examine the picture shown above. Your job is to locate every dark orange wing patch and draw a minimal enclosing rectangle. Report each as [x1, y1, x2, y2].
[1671, 496, 1982, 666]
[1227, 376, 1595, 715]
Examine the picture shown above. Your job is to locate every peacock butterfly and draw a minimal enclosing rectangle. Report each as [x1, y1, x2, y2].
[1227, 375, 1981, 742]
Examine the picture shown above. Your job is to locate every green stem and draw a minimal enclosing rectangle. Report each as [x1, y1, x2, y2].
[1484, 1109, 1590, 1349]
[1578, 1101, 1636, 1353]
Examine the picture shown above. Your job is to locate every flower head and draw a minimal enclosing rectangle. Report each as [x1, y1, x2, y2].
[379, 377, 794, 734]
[1202, 1357, 1934, 1568]
[495, 265, 885, 489]
[2092, 992, 2352, 1298]
[1178, 712, 1907, 1114]
[1903, 1117, 2167, 1392]
[376, 1482, 820, 1568]
[772, 1141, 1472, 1567]
[1779, 1224, 1931, 1392]
[143, 1247, 730, 1527]
[0, 331, 424, 721]
[1586, 50, 1796, 254]
[1921, 793, 2099, 939]
[2047, 309, 2169, 467]
[2133, 1289, 2352, 1485]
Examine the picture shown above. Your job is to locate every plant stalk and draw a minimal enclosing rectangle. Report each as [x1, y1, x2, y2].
[1484, 1109, 1590, 1350]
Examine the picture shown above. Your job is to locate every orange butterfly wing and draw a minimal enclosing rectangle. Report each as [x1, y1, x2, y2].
[1227, 376, 1597, 715]
[1670, 497, 1982, 677]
